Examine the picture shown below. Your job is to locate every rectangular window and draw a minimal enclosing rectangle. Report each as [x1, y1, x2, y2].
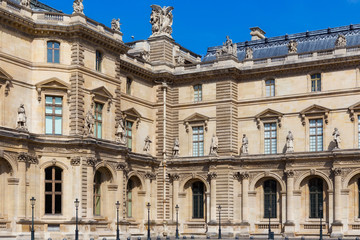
[45, 96, 62, 135]
[47, 41, 60, 63]
[126, 121, 133, 150]
[194, 84, 202, 102]
[192, 126, 204, 156]
[94, 103, 103, 138]
[309, 119, 323, 152]
[126, 78, 132, 95]
[96, 50, 102, 72]
[265, 79, 275, 97]
[311, 73, 321, 92]
[358, 116, 360, 148]
[264, 122, 277, 154]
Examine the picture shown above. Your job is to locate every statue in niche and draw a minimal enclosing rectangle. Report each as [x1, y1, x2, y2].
[16, 104, 28, 131]
[245, 47, 253, 60]
[150, 5, 174, 37]
[286, 131, 294, 153]
[209, 134, 218, 156]
[172, 138, 180, 156]
[288, 40, 298, 54]
[240, 134, 248, 154]
[143, 136, 152, 153]
[84, 110, 94, 136]
[20, 0, 30, 7]
[111, 18, 121, 32]
[333, 128, 341, 149]
[115, 114, 126, 144]
[73, 0, 84, 14]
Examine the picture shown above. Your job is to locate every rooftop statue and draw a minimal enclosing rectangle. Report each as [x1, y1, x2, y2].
[245, 47, 253, 60]
[288, 40, 298, 54]
[20, 0, 30, 8]
[216, 36, 237, 58]
[73, 0, 84, 14]
[335, 34, 346, 48]
[150, 5, 174, 38]
[111, 18, 121, 32]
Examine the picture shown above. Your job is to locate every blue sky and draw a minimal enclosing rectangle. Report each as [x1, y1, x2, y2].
[40, 0, 360, 57]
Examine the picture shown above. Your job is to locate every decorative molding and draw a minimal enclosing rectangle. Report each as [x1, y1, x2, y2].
[300, 104, 330, 125]
[90, 86, 113, 111]
[169, 173, 180, 181]
[123, 108, 142, 129]
[332, 167, 342, 176]
[335, 34, 346, 48]
[145, 171, 156, 180]
[70, 157, 81, 166]
[183, 113, 209, 133]
[255, 108, 283, 129]
[348, 101, 360, 121]
[35, 78, 70, 103]
[207, 172, 217, 180]
[17, 152, 38, 164]
[284, 169, 295, 178]
[287, 40, 298, 54]
[86, 157, 99, 167]
[0, 66, 13, 96]
[240, 171, 250, 180]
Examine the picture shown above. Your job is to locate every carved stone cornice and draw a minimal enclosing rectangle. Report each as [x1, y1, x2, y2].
[284, 169, 295, 178]
[70, 157, 81, 166]
[207, 172, 217, 181]
[17, 152, 38, 164]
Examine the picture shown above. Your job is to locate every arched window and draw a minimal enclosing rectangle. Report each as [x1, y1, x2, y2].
[45, 166, 62, 214]
[264, 180, 277, 218]
[127, 179, 133, 217]
[309, 178, 323, 218]
[192, 181, 204, 219]
[47, 41, 60, 63]
[93, 171, 101, 216]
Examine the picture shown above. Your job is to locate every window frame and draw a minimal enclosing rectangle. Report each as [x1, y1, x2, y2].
[264, 122, 277, 154]
[47, 41, 60, 64]
[194, 84, 203, 102]
[310, 73, 321, 92]
[309, 118, 323, 152]
[45, 96, 63, 135]
[264, 179, 277, 218]
[127, 179, 133, 218]
[192, 181, 205, 219]
[44, 166, 62, 215]
[126, 77, 132, 95]
[309, 178, 324, 219]
[93, 171, 101, 216]
[125, 120, 134, 150]
[94, 102, 103, 139]
[265, 79, 275, 97]
[192, 125, 204, 157]
[95, 50, 103, 72]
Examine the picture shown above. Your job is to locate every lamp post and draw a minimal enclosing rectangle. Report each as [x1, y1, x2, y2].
[147, 202, 151, 240]
[218, 205, 221, 239]
[74, 198, 79, 240]
[30, 197, 36, 240]
[319, 205, 323, 240]
[268, 207, 272, 240]
[116, 201, 121, 240]
[175, 204, 179, 239]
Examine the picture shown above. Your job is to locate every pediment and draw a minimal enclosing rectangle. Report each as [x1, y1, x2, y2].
[36, 78, 70, 90]
[255, 108, 283, 119]
[184, 113, 209, 123]
[123, 107, 142, 119]
[300, 104, 330, 115]
[91, 86, 113, 99]
[348, 101, 360, 121]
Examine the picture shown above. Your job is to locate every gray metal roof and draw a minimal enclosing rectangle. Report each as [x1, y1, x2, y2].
[203, 24, 360, 62]
[8, 0, 62, 13]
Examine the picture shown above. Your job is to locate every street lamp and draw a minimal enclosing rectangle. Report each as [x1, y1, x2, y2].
[175, 204, 179, 239]
[147, 202, 151, 240]
[268, 207, 272, 240]
[218, 205, 221, 239]
[116, 201, 121, 240]
[319, 205, 323, 240]
[30, 197, 36, 240]
[74, 198, 80, 240]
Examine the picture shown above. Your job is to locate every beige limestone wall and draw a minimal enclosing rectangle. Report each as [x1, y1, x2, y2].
[178, 82, 216, 103]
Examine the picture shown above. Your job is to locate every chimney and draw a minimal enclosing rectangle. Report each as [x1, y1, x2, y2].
[250, 27, 266, 40]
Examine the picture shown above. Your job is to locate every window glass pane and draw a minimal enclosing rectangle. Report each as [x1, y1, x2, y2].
[45, 183, 52, 192]
[97, 123, 102, 138]
[55, 183, 61, 192]
[54, 49, 60, 63]
[55, 195, 61, 214]
[47, 42, 53, 48]
[54, 117, 62, 135]
[55, 168, 62, 180]
[46, 106, 53, 114]
[54, 42, 60, 48]
[55, 97, 62, 105]
[45, 194, 52, 214]
[46, 116, 53, 134]
[55, 107, 62, 115]
[45, 168, 52, 180]
[45, 96, 53, 104]
[47, 49, 53, 63]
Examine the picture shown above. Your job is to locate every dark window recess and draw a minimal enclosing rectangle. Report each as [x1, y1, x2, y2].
[45, 166, 62, 214]
[192, 181, 204, 219]
[309, 178, 323, 218]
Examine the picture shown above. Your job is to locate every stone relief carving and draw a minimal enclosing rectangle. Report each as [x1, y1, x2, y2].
[286, 131, 294, 153]
[73, 0, 84, 14]
[4, 80, 11, 96]
[150, 5, 174, 37]
[143, 136, 152, 153]
[209, 134, 218, 156]
[175, 55, 185, 65]
[216, 36, 237, 58]
[115, 114, 126, 144]
[239, 171, 250, 180]
[16, 104, 28, 131]
[84, 110, 94, 137]
[245, 47, 253, 60]
[172, 138, 180, 157]
[335, 34, 346, 48]
[111, 18, 121, 32]
[140, 51, 150, 62]
[169, 173, 180, 182]
[145, 171, 156, 180]
[332, 128, 341, 149]
[20, 0, 30, 7]
[116, 162, 129, 174]
[86, 157, 98, 167]
[70, 157, 81, 166]
[17, 152, 38, 164]
[240, 134, 248, 154]
[287, 40, 298, 54]
[207, 172, 217, 180]
[332, 167, 342, 176]
[284, 169, 295, 178]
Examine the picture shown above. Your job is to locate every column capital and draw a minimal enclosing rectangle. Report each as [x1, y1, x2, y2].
[284, 169, 295, 178]
[145, 171, 156, 180]
[17, 152, 38, 164]
[71, 156, 81, 166]
[86, 157, 98, 167]
[169, 173, 180, 181]
[332, 167, 342, 176]
[207, 172, 217, 180]
[240, 171, 249, 180]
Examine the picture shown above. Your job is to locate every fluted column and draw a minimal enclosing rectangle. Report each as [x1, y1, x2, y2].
[333, 168, 342, 224]
[240, 172, 249, 224]
[169, 173, 180, 221]
[116, 162, 127, 220]
[208, 172, 217, 222]
[285, 170, 295, 224]
[86, 157, 96, 218]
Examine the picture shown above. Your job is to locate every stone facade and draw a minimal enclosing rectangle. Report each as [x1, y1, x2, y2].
[1, 1, 360, 239]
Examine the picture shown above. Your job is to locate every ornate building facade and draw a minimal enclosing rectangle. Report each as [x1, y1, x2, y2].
[1, 0, 360, 239]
